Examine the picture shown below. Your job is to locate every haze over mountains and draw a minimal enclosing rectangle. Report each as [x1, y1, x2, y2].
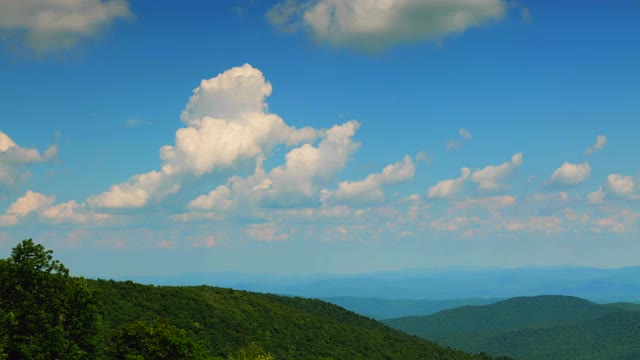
[121, 266, 640, 303]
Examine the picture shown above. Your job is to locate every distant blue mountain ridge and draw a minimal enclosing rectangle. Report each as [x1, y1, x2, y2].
[115, 266, 640, 305]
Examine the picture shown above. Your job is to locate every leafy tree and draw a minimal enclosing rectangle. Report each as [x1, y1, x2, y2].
[109, 319, 210, 360]
[0, 239, 100, 360]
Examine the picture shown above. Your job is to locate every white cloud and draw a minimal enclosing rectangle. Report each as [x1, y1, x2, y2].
[427, 167, 471, 199]
[0, 0, 131, 54]
[88, 64, 322, 209]
[328, 155, 415, 204]
[87, 170, 179, 209]
[471, 152, 523, 190]
[185, 120, 361, 214]
[0, 190, 55, 226]
[606, 173, 635, 197]
[41, 200, 109, 224]
[587, 187, 606, 204]
[585, 134, 607, 155]
[548, 161, 590, 187]
[269, 0, 507, 52]
[261, 120, 360, 206]
[459, 128, 472, 140]
[0, 131, 57, 187]
[188, 185, 233, 212]
[7, 190, 55, 216]
[591, 210, 640, 234]
[164, 64, 319, 177]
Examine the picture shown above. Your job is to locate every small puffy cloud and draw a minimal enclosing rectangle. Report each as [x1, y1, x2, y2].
[124, 118, 151, 128]
[7, 190, 55, 216]
[548, 161, 590, 187]
[328, 155, 415, 204]
[459, 128, 472, 140]
[0, 190, 55, 227]
[606, 174, 635, 197]
[0, 0, 131, 54]
[0, 131, 57, 187]
[266, 0, 303, 33]
[500, 215, 564, 234]
[0, 131, 57, 163]
[41, 200, 109, 224]
[591, 210, 640, 234]
[446, 140, 462, 150]
[87, 170, 179, 209]
[585, 135, 607, 155]
[471, 153, 523, 190]
[587, 187, 606, 204]
[188, 185, 233, 212]
[269, 0, 507, 52]
[427, 167, 471, 199]
[455, 195, 517, 210]
[416, 150, 432, 164]
[446, 128, 473, 150]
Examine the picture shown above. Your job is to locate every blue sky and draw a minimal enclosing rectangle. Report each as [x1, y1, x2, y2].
[0, 0, 639, 277]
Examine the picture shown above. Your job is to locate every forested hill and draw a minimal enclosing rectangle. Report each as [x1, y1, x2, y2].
[384, 295, 640, 360]
[384, 295, 621, 334]
[90, 279, 509, 360]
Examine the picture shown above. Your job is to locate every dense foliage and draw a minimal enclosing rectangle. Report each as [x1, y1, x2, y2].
[385, 295, 640, 360]
[108, 319, 210, 360]
[0, 239, 100, 360]
[90, 279, 509, 360]
[1, 239, 511, 360]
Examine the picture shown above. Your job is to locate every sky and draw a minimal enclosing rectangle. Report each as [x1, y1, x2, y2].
[0, 0, 639, 277]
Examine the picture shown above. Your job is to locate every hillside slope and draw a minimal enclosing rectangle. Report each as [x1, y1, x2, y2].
[463, 311, 640, 360]
[384, 295, 620, 334]
[384, 295, 640, 360]
[90, 279, 510, 360]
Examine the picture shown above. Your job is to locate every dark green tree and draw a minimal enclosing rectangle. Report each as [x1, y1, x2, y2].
[109, 319, 210, 360]
[0, 239, 100, 360]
